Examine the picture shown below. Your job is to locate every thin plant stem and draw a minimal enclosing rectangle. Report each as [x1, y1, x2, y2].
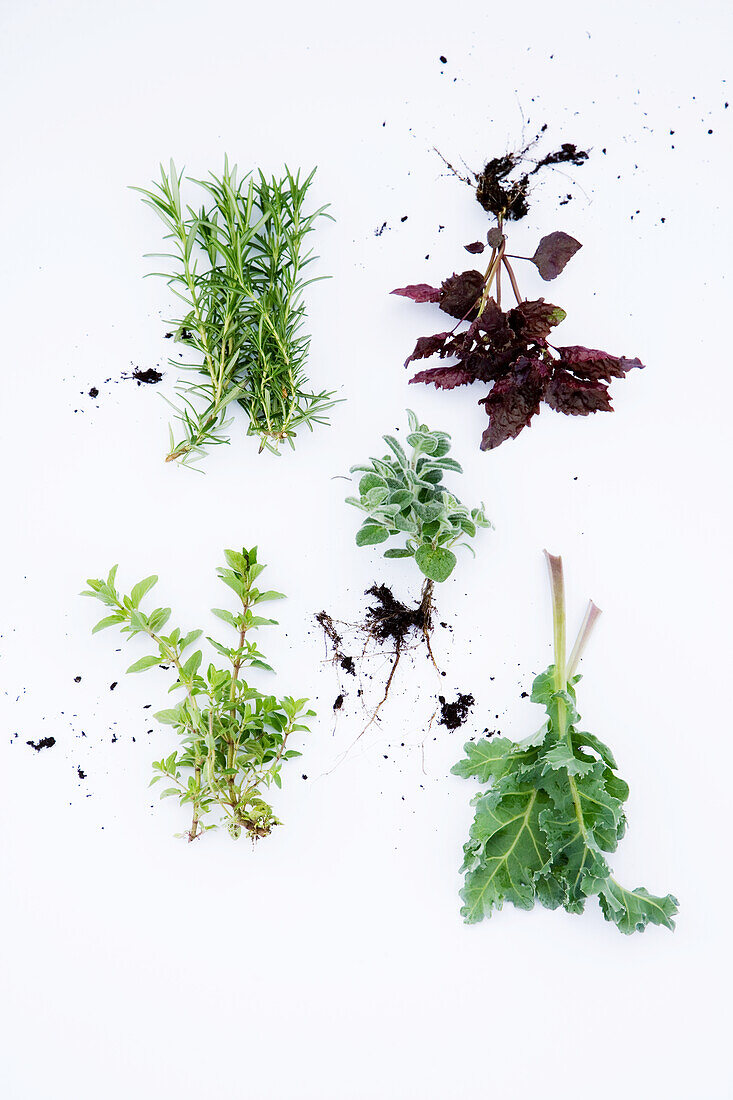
[567, 600, 602, 678]
[502, 256, 523, 304]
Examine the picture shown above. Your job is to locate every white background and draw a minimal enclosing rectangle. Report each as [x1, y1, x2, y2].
[1, 1, 731, 1096]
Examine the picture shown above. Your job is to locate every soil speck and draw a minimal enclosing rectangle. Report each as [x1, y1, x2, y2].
[27, 737, 56, 752]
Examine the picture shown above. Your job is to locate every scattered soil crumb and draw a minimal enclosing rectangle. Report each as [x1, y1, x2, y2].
[375, 221, 388, 237]
[438, 692, 475, 731]
[77, 766, 87, 779]
[125, 367, 163, 386]
[74, 675, 82, 683]
[333, 694, 345, 712]
[110, 682, 118, 691]
[27, 737, 56, 752]
[88, 387, 99, 398]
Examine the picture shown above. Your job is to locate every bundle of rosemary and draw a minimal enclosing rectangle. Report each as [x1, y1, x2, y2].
[135, 158, 335, 464]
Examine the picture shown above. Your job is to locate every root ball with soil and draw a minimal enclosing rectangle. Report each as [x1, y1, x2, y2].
[317, 412, 490, 726]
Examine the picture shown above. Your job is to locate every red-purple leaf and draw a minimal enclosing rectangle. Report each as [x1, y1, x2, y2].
[510, 299, 567, 342]
[410, 365, 477, 391]
[545, 371, 613, 415]
[557, 345, 645, 381]
[404, 332, 451, 368]
[531, 231, 582, 281]
[391, 283, 441, 303]
[439, 270, 486, 319]
[479, 357, 550, 450]
[464, 241, 486, 254]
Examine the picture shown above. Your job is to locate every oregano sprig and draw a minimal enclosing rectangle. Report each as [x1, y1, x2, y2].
[317, 411, 490, 720]
[82, 548, 314, 841]
[452, 552, 678, 934]
[347, 409, 491, 587]
[134, 159, 336, 464]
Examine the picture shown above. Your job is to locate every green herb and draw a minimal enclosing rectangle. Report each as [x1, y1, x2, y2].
[317, 411, 490, 719]
[452, 552, 678, 934]
[347, 409, 490, 585]
[134, 159, 335, 464]
[82, 548, 314, 841]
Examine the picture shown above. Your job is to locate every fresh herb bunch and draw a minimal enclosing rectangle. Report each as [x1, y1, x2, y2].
[393, 142, 644, 450]
[317, 412, 489, 722]
[134, 159, 335, 464]
[82, 548, 314, 841]
[453, 552, 678, 935]
[347, 409, 490, 584]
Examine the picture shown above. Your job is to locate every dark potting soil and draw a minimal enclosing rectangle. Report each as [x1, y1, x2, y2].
[438, 692, 475, 731]
[445, 136, 590, 221]
[364, 583, 430, 647]
[79, 369, 161, 404]
[26, 737, 56, 752]
[127, 367, 163, 385]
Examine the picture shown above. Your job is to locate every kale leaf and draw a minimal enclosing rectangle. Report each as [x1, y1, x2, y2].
[452, 554, 677, 935]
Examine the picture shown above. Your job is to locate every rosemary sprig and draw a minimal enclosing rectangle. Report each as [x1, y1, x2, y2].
[134, 158, 336, 465]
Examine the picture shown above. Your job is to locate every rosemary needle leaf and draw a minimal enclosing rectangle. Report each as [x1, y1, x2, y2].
[134, 158, 336, 465]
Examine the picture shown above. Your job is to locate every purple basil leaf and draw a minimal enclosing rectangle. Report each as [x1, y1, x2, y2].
[479, 357, 550, 450]
[464, 241, 485, 254]
[464, 351, 512, 383]
[404, 332, 451, 368]
[531, 231, 582, 281]
[557, 345, 645, 381]
[410, 365, 476, 391]
[439, 270, 486, 319]
[476, 299, 517, 351]
[391, 283, 441, 303]
[545, 371, 613, 415]
[511, 299, 567, 342]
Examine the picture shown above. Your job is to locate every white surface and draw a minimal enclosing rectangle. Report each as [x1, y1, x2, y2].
[1, 1, 731, 1097]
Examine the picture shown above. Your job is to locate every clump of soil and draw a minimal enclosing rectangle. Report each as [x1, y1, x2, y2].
[438, 692, 475, 731]
[475, 154, 531, 220]
[317, 580, 437, 728]
[26, 737, 56, 752]
[439, 134, 590, 222]
[364, 583, 433, 648]
[125, 367, 163, 386]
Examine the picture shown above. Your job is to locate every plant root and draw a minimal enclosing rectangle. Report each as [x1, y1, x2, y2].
[316, 579, 438, 734]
